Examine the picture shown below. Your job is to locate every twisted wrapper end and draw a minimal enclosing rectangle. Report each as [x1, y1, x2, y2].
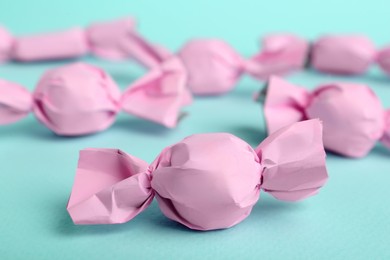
[256, 119, 328, 201]
[381, 109, 390, 149]
[86, 17, 137, 60]
[121, 57, 192, 128]
[119, 31, 172, 69]
[376, 46, 390, 75]
[0, 25, 14, 63]
[244, 34, 309, 80]
[262, 76, 310, 134]
[0, 80, 33, 125]
[67, 149, 154, 225]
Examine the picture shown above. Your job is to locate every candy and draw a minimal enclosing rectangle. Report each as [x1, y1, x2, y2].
[67, 120, 328, 230]
[177, 37, 308, 95]
[310, 35, 377, 75]
[12, 28, 89, 61]
[261, 76, 389, 157]
[0, 59, 191, 135]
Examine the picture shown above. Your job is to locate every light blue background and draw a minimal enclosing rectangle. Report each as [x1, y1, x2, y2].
[1, 1, 389, 259]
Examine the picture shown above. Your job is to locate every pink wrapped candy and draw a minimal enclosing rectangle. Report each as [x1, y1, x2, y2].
[12, 28, 89, 62]
[177, 36, 309, 95]
[0, 59, 191, 135]
[262, 76, 390, 158]
[121, 33, 309, 95]
[67, 120, 328, 230]
[1, 16, 169, 63]
[310, 35, 377, 75]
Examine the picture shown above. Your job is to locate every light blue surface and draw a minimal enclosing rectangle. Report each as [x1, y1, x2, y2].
[1, 1, 390, 259]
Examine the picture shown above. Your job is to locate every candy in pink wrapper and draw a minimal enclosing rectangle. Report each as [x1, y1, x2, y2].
[86, 17, 137, 60]
[12, 28, 89, 61]
[0, 26, 13, 62]
[311, 35, 376, 75]
[250, 34, 309, 78]
[178, 36, 310, 95]
[261, 76, 389, 157]
[0, 60, 191, 135]
[67, 120, 328, 230]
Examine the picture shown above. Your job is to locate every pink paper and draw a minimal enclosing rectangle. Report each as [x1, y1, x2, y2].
[178, 39, 244, 95]
[0, 26, 13, 62]
[119, 31, 172, 69]
[311, 35, 376, 74]
[86, 17, 137, 60]
[33, 63, 121, 135]
[249, 34, 309, 79]
[0, 80, 32, 124]
[67, 119, 328, 230]
[1, 62, 191, 135]
[121, 57, 191, 128]
[380, 109, 390, 148]
[262, 76, 388, 157]
[376, 46, 390, 75]
[178, 36, 310, 95]
[12, 28, 89, 61]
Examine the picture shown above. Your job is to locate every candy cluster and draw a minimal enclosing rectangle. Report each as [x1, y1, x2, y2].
[3, 18, 390, 96]
[2, 16, 389, 233]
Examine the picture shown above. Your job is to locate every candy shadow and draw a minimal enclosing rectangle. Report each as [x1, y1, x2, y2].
[0, 120, 103, 141]
[112, 117, 172, 136]
[250, 196, 303, 220]
[304, 69, 390, 87]
[0, 115, 172, 140]
[0, 120, 60, 140]
[371, 144, 390, 157]
[229, 84, 261, 101]
[108, 71, 140, 88]
[227, 125, 267, 147]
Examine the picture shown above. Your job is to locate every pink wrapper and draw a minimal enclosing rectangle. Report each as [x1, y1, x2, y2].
[376, 46, 390, 75]
[12, 28, 89, 61]
[178, 39, 244, 95]
[249, 34, 309, 78]
[178, 35, 309, 95]
[262, 76, 388, 157]
[381, 110, 390, 148]
[119, 31, 172, 69]
[86, 17, 137, 60]
[0, 26, 13, 62]
[311, 35, 376, 75]
[0, 80, 32, 124]
[67, 120, 328, 230]
[0, 61, 191, 135]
